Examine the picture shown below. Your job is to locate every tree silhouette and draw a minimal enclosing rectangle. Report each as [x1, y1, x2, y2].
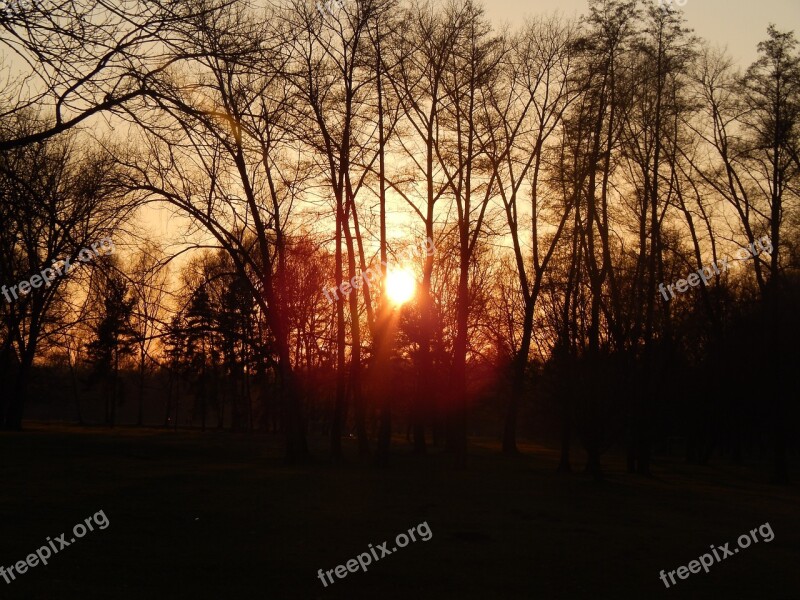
[86, 271, 136, 427]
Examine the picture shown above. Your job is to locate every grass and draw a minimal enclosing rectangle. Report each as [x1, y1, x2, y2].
[0, 423, 798, 599]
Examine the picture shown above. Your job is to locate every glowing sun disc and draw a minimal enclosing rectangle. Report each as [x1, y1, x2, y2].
[385, 268, 416, 305]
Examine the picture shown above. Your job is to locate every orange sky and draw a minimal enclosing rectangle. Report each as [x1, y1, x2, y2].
[130, 0, 800, 271]
[484, 0, 799, 67]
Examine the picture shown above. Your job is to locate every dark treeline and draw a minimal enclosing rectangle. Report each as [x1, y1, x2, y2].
[0, 0, 798, 481]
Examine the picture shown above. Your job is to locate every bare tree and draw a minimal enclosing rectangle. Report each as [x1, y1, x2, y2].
[0, 0, 227, 150]
[0, 128, 131, 429]
[484, 15, 578, 454]
[128, 242, 170, 426]
[118, 1, 311, 459]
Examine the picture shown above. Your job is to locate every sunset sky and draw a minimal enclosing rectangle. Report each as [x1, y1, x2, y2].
[136, 0, 800, 259]
[484, 0, 799, 67]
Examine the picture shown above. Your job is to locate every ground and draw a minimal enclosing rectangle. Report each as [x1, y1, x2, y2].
[0, 424, 798, 599]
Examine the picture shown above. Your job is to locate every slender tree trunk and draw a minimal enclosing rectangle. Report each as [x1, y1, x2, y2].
[450, 253, 470, 467]
[68, 351, 83, 426]
[331, 194, 346, 460]
[6, 361, 30, 431]
[503, 301, 533, 454]
[165, 370, 173, 428]
[375, 307, 392, 467]
[111, 350, 118, 428]
[137, 355, 146, 426]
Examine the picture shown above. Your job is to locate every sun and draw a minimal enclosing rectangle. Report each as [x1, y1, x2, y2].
[385, 268, 416, 306]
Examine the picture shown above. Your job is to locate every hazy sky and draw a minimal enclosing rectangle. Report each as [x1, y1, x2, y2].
[484, 0, 800, 68]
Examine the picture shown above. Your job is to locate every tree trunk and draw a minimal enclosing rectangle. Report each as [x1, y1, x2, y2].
[503, 301, 534, 454]
[137, 356, 146, 426]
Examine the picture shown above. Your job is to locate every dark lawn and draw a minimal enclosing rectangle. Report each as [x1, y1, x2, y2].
[0, 424, 798, 599]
